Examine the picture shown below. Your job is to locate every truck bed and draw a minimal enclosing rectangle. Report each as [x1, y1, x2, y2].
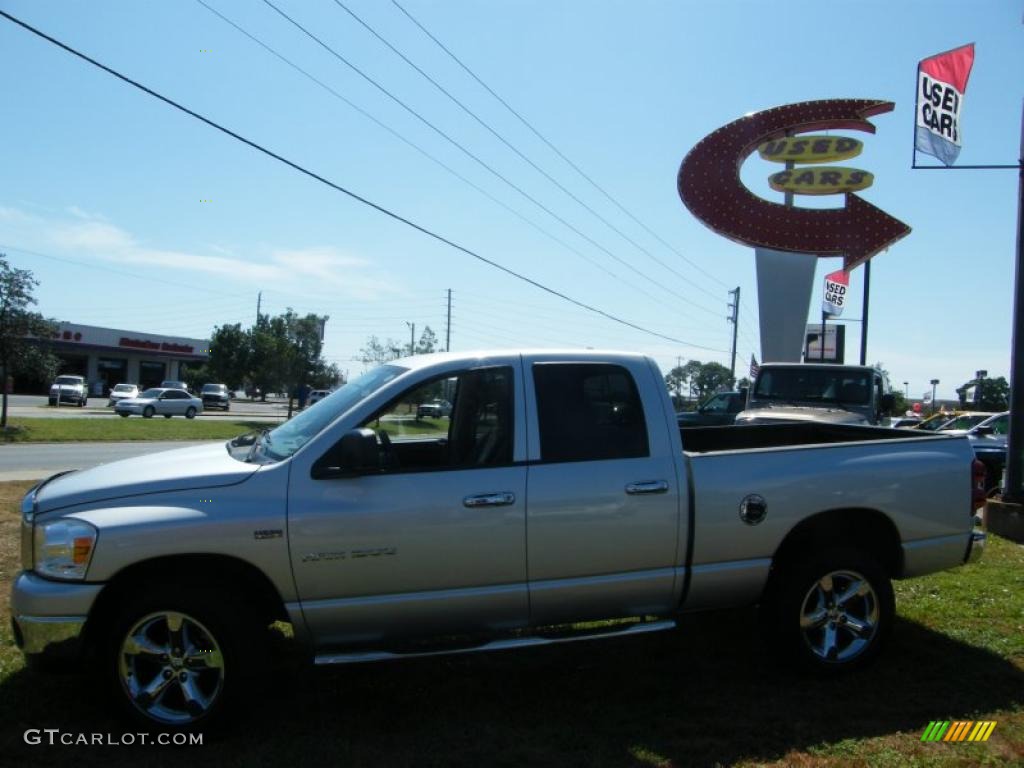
[680, 422, 934, 454]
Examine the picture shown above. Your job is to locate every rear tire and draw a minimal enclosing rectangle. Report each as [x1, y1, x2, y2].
[762, 547, 893, 673]
[164, 414, 172, 419]
[143, 406, 155, 419]
[119, 413, 130, 418]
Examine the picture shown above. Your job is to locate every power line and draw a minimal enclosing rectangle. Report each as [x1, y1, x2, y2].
[332, 0, 723, 306]
[257, 0, 720, 319]
[390, 0, 731, 292]
[0, 9, 721, 351]
[195, 0, 710, 325]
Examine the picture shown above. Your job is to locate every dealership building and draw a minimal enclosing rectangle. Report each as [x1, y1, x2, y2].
[32, 322, 210, 395]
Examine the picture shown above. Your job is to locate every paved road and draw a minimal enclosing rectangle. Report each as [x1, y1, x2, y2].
[4, 394, 288, 421]
[0, 440, 223, 481]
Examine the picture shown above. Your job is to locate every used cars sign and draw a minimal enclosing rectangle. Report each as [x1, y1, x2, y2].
[822, 269, 850, 317]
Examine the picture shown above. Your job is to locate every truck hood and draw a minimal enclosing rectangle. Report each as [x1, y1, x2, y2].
[34, 442, 259, 514]
[735, 405, 868, 425]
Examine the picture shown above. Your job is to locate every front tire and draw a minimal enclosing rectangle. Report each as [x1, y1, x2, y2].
[119, 413, 130, 418]
[185, 407, 197, 419]
[104, 587, 256, 729]
[143, 406, 155, 419]
[763, 548, 893, 673]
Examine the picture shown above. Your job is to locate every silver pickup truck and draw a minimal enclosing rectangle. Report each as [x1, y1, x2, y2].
[13, 351, 985, 729]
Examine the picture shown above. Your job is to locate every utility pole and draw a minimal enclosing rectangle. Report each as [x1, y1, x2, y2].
[727, 287, 740, 379]
[406, 321, 415, 356]
[446, 289, 452, 352]
[256, 291, 262, 325]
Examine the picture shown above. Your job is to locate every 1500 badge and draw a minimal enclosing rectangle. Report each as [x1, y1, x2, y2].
[301, 547, 397, 563]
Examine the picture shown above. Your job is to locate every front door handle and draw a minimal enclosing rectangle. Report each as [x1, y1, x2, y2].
[463, 492, 516, 508]
[625, 480, 669, 495]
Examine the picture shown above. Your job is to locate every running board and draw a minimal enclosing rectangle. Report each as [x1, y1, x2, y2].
[314, 619, 677, 666]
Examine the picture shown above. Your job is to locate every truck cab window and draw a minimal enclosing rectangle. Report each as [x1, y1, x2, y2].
[360, 367, 514, 471]
[533, 363, 648, 462]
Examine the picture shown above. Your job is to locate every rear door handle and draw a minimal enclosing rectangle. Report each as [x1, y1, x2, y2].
[625, 480, 669, 495]
[463, 492, 516, 508]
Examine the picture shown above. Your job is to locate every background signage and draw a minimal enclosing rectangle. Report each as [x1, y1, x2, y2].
[822, 270, 850, 317]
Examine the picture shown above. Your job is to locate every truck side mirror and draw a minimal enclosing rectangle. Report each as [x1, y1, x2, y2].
[311, 428, 380, 479]
[880, 393, 895, 414]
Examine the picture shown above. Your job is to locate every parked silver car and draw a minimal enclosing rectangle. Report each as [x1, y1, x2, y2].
[307, 389, 332, 406]
[114, 388, 203, 418]
[107, 383, 139, 406]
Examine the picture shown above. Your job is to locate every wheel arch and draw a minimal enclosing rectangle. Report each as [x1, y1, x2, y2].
[769, 507, 903, 582]
[82, 553, 289, 655]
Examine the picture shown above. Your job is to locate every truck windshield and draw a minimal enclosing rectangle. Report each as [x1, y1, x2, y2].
[754, 369, 871, 405]
[255, 365, 407, 461]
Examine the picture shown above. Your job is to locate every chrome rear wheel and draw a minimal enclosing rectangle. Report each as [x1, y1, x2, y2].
[798, 569, 880, 663]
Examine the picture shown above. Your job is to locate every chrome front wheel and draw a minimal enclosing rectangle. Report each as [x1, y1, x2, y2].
[117, 611, 225, 726]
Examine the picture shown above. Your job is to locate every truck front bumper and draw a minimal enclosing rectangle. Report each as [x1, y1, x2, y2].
[10, 571, 103, 659]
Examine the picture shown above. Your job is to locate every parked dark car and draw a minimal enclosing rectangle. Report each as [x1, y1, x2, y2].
[200, 383, 231, 411]
[676, 390, 747, 427]
[962, 411, 1009, 495]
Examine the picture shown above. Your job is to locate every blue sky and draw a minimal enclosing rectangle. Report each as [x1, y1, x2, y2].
[1, 0, 1021, 400]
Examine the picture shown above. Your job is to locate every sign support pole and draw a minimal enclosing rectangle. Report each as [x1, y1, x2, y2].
[860, 260, 870, 365]
[1003, 101, 1024, 504]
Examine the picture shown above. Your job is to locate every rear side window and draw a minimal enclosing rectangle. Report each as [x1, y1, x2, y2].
[533, 363, 649, 462]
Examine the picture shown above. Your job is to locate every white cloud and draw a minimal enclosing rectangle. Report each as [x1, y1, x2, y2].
[32, 207, 400, 299]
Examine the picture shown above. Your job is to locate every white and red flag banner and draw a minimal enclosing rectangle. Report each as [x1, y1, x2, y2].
[822, 269, 849, 317]
[915, 43, 975, 166]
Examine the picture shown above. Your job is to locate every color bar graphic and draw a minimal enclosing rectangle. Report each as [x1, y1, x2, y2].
[921, 720, 996, 742]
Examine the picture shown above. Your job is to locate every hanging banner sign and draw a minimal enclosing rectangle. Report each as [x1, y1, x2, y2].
[757, 135, 863, 164]
[768, 167, 873, 196]
[915, 43, 975, 166]
[822, 269, 849, 316]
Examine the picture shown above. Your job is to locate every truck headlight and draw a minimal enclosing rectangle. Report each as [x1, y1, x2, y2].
[33, 519, 98, 580]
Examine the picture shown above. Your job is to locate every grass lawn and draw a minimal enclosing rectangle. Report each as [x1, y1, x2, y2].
[0, 418, 277, 443]
[0, 478, 1020, 765]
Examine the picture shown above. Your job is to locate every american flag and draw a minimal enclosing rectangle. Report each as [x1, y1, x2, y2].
[749, 355, 760, 379]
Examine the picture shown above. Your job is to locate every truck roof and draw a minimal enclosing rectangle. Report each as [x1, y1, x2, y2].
[391, 349, 654, 373]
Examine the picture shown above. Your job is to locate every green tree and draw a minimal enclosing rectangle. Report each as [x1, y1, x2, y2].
[682, 360, 703, 400]
[358, 335, 404, 366]
[692, 362, 734, 401]
[958, 376, 1009, 411]
[664, 365, 688, 408]
[415, 326, 439, 354]
[207, 323, 250, 389]
[0, 256, 57, 428]
[248, 318, 288, 401]
[180, 364, 210, 393]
